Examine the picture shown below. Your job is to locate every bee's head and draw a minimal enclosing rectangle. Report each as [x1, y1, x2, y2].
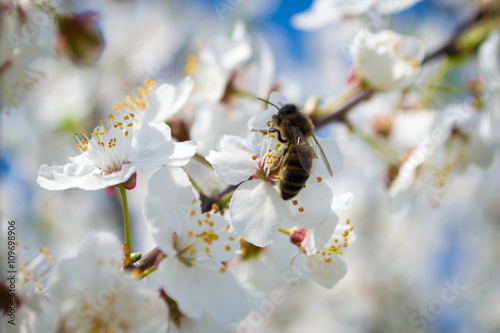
[273, 104, 298, 124]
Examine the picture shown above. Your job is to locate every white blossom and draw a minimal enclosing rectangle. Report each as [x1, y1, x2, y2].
[350, 30, 425, 90]
[37, 81, 197, 191]
[36, 232, 169, 332]
[143, 166, 249, 325]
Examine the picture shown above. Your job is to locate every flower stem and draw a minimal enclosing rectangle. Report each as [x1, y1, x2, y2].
[278, 227, 293, 236]
[118, 184, 132, 251]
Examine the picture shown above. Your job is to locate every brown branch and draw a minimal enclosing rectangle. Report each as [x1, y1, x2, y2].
[313, 89, 374, 127]
[423, 2, 493, 63]
[131, 247, 161, 271]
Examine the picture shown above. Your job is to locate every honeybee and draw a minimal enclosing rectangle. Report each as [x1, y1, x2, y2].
[254, 99, 333, 200]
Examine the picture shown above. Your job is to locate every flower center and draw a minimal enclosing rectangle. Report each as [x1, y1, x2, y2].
[73, 80, 156, 175]
[252, 130, 284, 182]
[320, 219, 354, 262]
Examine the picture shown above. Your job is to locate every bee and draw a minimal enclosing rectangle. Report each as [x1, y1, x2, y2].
[254, 99, 333, 200]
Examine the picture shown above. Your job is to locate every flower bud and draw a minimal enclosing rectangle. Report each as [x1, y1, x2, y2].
[54, 11, 104, 66]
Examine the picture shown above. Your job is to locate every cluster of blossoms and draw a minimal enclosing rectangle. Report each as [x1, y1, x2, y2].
[2, 0, 500, 332]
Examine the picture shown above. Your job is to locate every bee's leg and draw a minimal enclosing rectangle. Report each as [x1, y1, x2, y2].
[269, 128, 287, 143]
[270, 147, 288, 175]
[252, 128, 286, 143]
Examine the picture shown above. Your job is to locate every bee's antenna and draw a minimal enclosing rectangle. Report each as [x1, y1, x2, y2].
[257, 97, 280, 111]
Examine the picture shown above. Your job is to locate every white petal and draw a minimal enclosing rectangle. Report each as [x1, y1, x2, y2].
[229, 179, 283, 247]
[285, 180, 333, 229]
[158, 258, 204, 321]
[304, 254, 347, 289]
[376, 0, 421, 13]
[147, 83, 176, 122]
[145, 167, 198, 253]
[78, 232, 123, 265]
[37, 154, 137, 190]
[132, 121, 196, 168]
[206, 135, 255, 185]
[291, 0, 374, 30]
[305, 211, 339, 256]
[198, 260, 249, 325]
[147, 77, 194, 122]
[314, 137, 344, 178]
[331, 192, 354, 210]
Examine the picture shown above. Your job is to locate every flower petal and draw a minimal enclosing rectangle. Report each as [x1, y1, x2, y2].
[229, 179, 283, 247]
[198, 260, 249, 325]
[132, 121, 196, 168]
[305, 211, 339, 256]
[145, 167, 198, 255]
[158, 257, 204, 321]
[147, 77, 194, 122]
[37, 154, 137, 190]
[314, 137, 344, 178]
[284, 179, 333, 229]
[206, 135, 255, 185]
[304, 254, 347, 289]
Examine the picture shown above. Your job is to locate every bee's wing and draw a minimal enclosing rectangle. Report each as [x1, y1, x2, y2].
[310, 135, 333, 177]
[291, 125, 318, 174]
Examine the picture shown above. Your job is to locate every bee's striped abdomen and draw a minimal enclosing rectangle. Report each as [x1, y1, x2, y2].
[278, 146, 311, 200]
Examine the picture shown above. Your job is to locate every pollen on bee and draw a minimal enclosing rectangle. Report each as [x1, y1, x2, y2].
[298, 207, 304, 212]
